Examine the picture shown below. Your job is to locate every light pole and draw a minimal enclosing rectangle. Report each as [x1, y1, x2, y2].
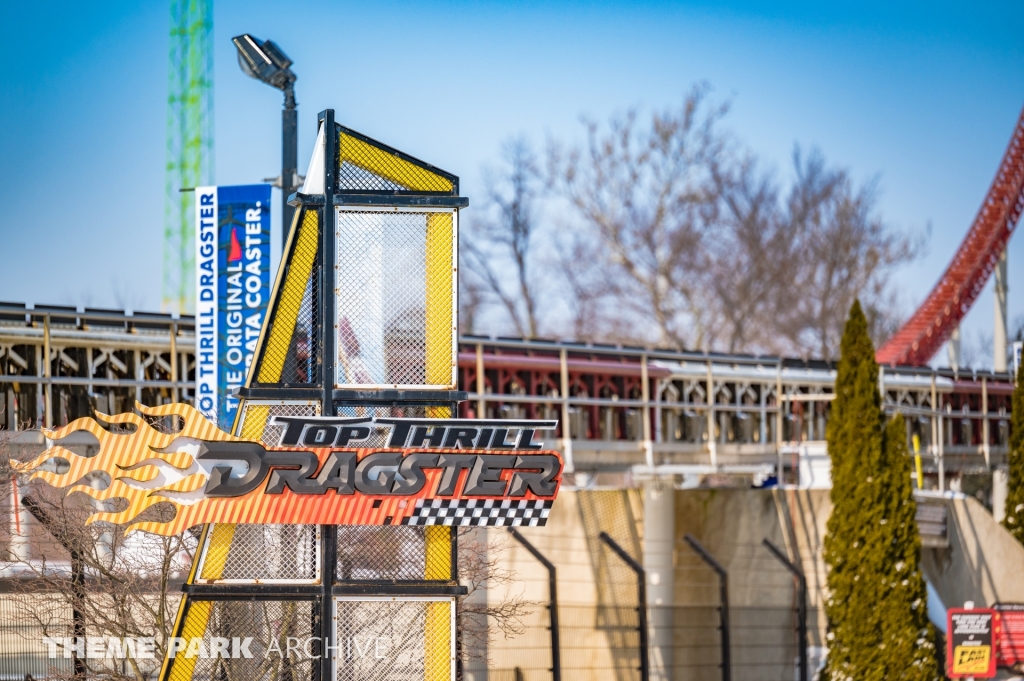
[232, 34, 299, 249]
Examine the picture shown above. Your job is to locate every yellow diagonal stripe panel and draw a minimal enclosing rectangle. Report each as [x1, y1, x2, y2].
[199, 523, 236, 580]
[425, 212, 455, 387]
[240, 404, 271, 442]
[166, 600, 211, 681]
[424, 526, 451, 580]
[257, 209, 319, 383]
[340, 133, 453, 193]
[424, 600, 452, 681]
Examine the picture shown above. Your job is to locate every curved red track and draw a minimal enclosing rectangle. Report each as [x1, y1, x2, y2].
[876, 106, 1024, 367]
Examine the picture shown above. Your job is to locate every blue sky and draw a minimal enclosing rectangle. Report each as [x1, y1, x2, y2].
[1, 1, 1022, 364]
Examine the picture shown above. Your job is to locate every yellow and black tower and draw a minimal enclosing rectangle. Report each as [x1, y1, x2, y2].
[161, 109, 467, 681]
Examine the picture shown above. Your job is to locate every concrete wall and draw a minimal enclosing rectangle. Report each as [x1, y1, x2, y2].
[478, 488, 833, 681]
[478, 486, 1024, 680]
[921, 495, 1024, 610]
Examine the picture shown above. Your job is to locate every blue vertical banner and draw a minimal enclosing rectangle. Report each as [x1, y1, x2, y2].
[195, 184, 271, 430]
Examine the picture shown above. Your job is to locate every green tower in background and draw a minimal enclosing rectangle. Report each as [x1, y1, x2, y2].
[162, 0, 213, 315]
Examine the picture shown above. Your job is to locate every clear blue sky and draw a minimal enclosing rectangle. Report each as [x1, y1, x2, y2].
[1, 1, 1022, 364]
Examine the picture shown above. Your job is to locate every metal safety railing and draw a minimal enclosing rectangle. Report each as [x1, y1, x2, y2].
[0, 302, 1013, 484]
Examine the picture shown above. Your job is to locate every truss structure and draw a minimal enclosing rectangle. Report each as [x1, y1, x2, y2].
[162, 0, 214, 315]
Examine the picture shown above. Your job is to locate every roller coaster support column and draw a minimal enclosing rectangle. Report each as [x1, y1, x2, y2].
[643, 480, 674, 681]
[995, 248, 1009, 372]
[948, 327, 961, 372]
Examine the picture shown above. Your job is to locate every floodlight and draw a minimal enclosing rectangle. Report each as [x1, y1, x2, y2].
[232, 34, 294, 91]
[232, 33, 299, 248]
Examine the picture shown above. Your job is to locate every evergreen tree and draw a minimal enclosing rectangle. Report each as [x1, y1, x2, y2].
[878, 414, 940, 680]
[1003, 363, 1024, 543]
[822, 301, 939, 681]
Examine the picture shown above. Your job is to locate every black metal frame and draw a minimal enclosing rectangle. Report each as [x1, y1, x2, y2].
[289, 193, 468, 208]
[509, 528, 561, 681]
[684, 534, 731, 681]
[598, 532, 649, 681]
[170, 524, 466, 681]
[762, 538, 808, 681]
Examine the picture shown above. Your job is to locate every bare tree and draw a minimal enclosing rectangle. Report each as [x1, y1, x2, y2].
[463, 138, 544, 338]
[0, 432, 195, 681]
[781, 148, 918, 358]
[708, 154, 796, 354]
[461, 88, 918, 359]
[457, 528, 534, 657]
[459, 273, 486, 337]
[707, 147, 917, 358]
[548, 85, 728, 350]
[555, 233, 610, 343]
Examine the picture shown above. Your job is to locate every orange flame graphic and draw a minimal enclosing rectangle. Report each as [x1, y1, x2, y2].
[16, 403, 242, 536]
[19, 403, 564, 536]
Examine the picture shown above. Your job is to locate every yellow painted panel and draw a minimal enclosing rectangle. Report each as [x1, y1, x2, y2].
[424, 526, 451, 580]
[424, 600, 452, 681]
[199, 523, 236, 580]
[339, 133, 453, 193]
[257, 209, 319, 383]
[165, 600, 212, 681]
[425, 406, 452, 419]
[240, 404, 271, 442]
[425, 212, 454, 386]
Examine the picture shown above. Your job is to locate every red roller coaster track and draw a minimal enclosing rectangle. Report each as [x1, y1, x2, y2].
[876, 105, 1024, 367]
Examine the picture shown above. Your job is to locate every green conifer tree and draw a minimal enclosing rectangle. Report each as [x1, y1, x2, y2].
[878, 414, 940, 679]
[1003, 363, 1024, 542]
[822, 301, 939, 681]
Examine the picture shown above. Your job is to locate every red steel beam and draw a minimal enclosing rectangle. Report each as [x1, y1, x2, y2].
[876, 105, 1024, 367]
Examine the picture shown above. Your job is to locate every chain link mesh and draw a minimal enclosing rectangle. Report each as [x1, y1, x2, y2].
[334, 599, 452, 681]
[238, 401, 321, 446]
[168, 599, 316, 681]
[199, 525, 318, 582]
[282, 265, 321, 385]
[337, 131, 454, 194]
[336, 527, 426, 581]
[256, 208, 320, 386]
[335, 210, 454, 388]
[336, 527, 450, 581]
[577, 488, 647, 681]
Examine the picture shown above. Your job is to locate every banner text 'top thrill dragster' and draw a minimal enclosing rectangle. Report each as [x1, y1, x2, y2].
[194, 185, 271, 430]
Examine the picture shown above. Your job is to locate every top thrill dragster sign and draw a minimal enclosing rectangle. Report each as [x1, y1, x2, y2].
[194, 185, 271, 431]
[18, 404, 563, 536]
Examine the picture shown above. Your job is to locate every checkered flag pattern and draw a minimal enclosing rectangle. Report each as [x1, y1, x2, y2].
[402, 499, 552, 527]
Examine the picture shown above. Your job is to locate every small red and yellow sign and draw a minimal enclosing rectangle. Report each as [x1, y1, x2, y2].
[953, 645, 991, 675]
[948, 608, 997, 678]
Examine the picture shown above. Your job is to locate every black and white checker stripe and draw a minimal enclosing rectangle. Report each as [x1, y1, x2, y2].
[402, 499, 553, 527]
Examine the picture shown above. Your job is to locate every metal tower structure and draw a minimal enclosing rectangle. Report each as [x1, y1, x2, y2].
[162, 0, 214, 315]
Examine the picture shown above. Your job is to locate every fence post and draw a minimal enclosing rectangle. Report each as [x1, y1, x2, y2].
[762, 538, 808, 681]
[598, 532, 650, 681]
[683, 534, 730, 681]
[509, 528, 561, 681]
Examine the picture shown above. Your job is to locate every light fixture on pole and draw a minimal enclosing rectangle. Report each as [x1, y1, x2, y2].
[232, 33, 300, 248]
